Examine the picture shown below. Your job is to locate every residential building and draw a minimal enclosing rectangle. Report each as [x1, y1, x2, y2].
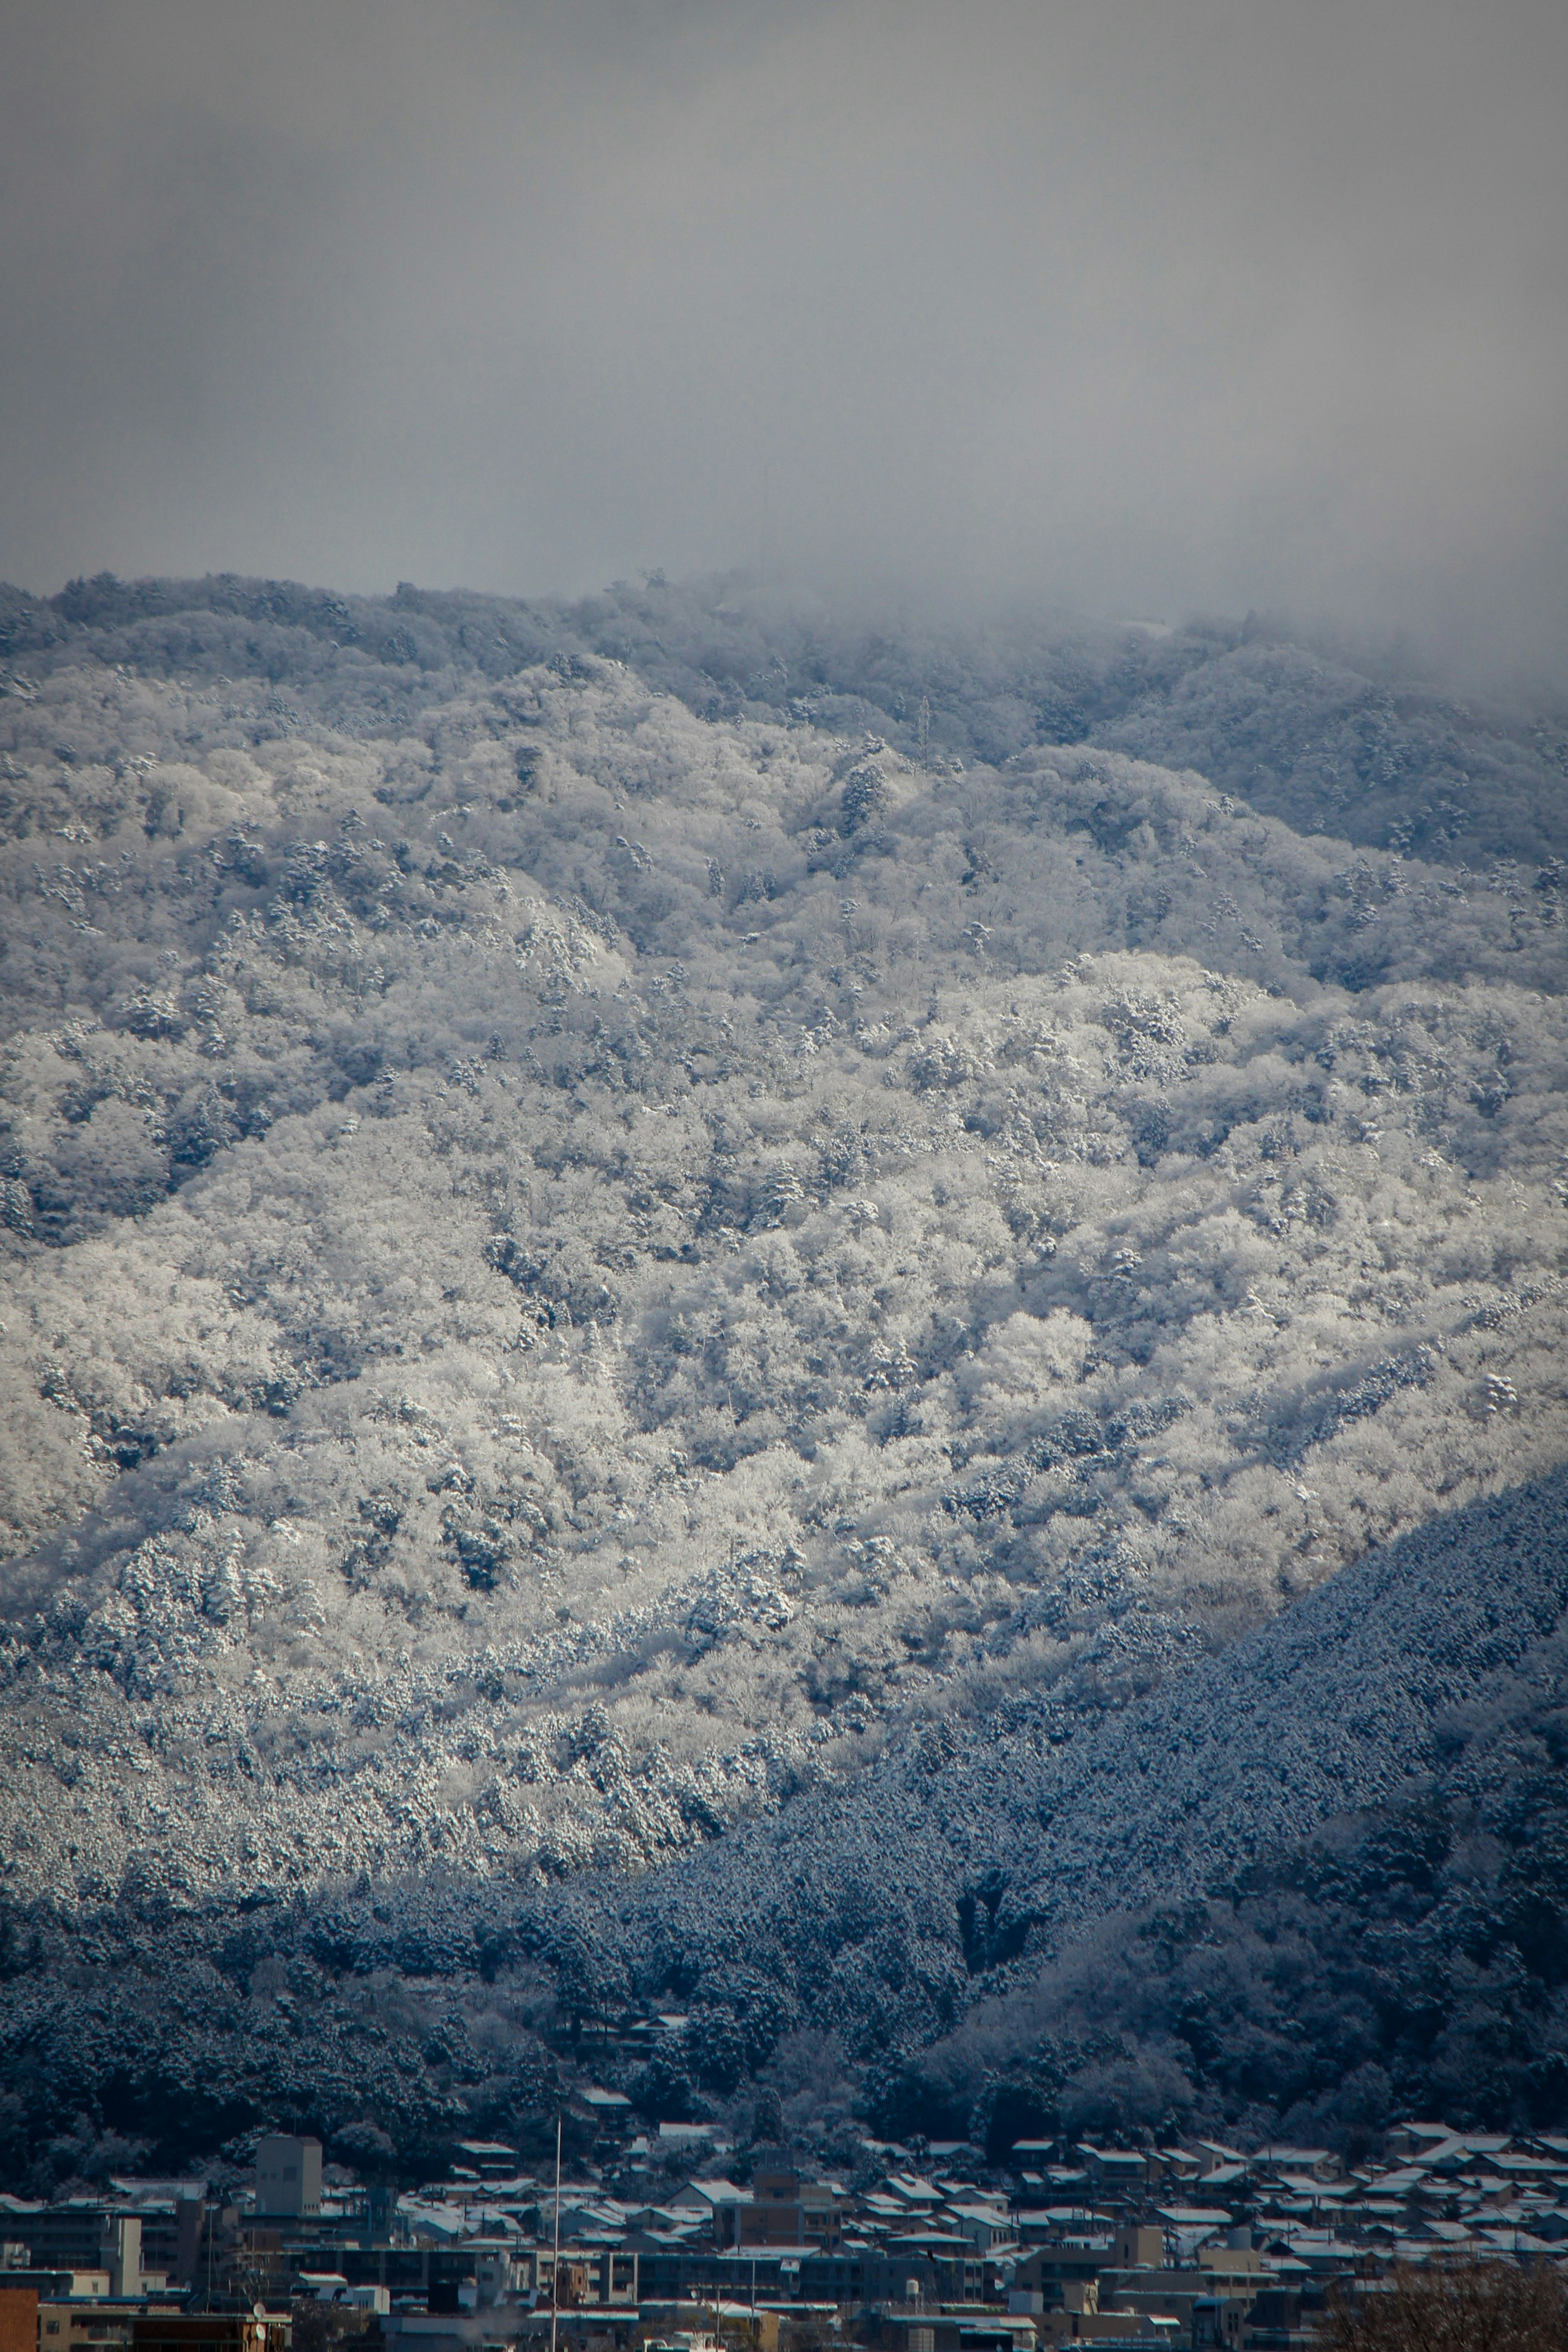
[1037, 2282, 1181, 2348]
[131, 2324, 288, 2352]
[41, 2301, 185, 2352]
[255, 2143, 323, 2223]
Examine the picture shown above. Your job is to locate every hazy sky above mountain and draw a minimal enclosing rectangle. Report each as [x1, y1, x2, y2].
[1, 2, 1564, 677]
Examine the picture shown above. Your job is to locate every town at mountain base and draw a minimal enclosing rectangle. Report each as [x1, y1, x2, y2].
[1, 2117, 1566, 2352]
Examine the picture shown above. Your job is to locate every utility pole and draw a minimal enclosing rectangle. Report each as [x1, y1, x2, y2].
[550, 2112, 562, 2352]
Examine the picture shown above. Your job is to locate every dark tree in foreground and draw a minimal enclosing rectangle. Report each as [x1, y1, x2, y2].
[1323, 2262, 1568, 2352]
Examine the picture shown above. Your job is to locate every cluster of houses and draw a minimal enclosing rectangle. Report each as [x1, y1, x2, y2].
[2, 2119, 1567, 2352]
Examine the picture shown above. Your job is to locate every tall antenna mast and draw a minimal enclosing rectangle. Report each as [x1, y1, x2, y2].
[550, 2113, 562, 2352]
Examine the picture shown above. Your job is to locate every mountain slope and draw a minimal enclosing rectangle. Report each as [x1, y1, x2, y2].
[2, 1466, 1564, 2182]
[0, 573, 1564, 2181]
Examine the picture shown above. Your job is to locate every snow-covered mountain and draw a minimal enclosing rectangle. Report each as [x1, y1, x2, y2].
[4, 1464, 1564, 2176]
[0, 573, 1564, 2181]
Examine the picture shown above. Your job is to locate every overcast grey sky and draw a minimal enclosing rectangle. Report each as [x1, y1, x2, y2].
[1, 2, 1564, 674]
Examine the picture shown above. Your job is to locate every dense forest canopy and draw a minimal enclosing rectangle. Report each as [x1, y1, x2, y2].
[0, 571, 1564, 2188]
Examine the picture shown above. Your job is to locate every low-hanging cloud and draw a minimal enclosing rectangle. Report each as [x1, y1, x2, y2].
[1, 0, 1564, 680]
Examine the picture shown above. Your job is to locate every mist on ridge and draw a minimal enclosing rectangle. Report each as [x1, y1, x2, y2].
[0, 2, 1564, 688]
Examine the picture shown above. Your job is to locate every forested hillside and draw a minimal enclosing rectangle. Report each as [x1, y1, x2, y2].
[0, 571, 1564, 2185]
[3, 1472, 1565, 2185]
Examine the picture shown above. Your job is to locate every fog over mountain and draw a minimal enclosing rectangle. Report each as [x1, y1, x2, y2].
[0, 2, 1565, 2201]
[2, 4, 1566, 679]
